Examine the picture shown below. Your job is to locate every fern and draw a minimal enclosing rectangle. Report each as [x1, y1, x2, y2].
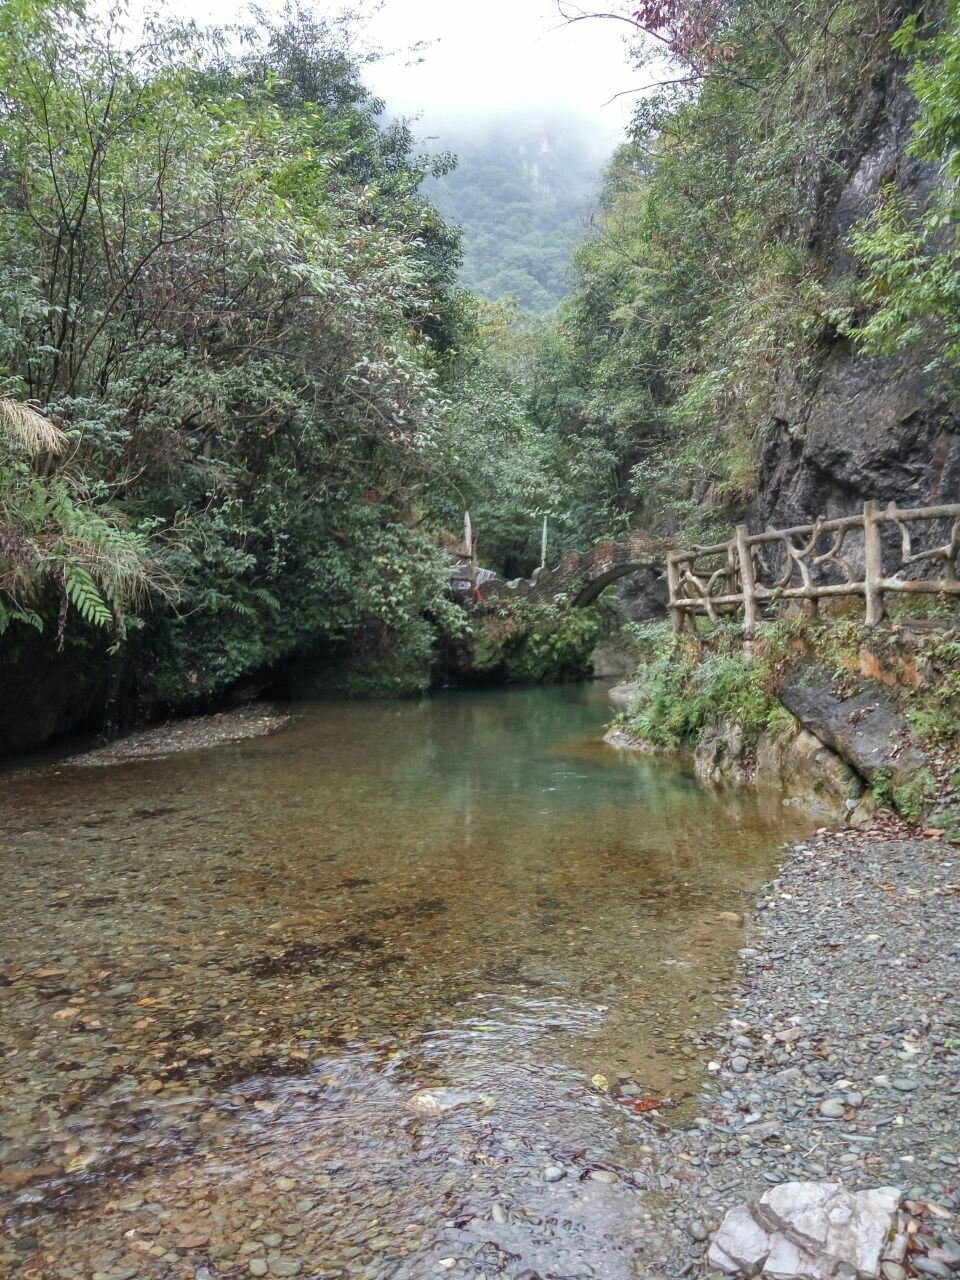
[64, 564, 113, 628]
[252, 586, 280, 612]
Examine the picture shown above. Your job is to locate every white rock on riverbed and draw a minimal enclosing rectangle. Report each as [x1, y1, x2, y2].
[707, 1182, 902, 1280]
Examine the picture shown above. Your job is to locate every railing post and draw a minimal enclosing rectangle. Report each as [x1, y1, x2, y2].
[735, 524, 757, 640]
[863, 500, 884, 627]
[667, 555, 683, 634]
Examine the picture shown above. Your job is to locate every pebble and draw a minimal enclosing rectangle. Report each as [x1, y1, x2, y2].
[267, 1258, 302, 1278]
[818, 1098, 845, 1119]
[913, 1260, 954, 1279]
[3, 750, 958, 1280]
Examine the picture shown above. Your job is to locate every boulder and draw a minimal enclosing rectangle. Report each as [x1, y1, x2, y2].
[780, 664, 925, 787]
[695, 719, 751, 787]
[591, 641, 638, 680]
[708, 1203, 774, 1276]
[708, 1182, 902, 1280]
[756, 728, 862, 819]
[607, 682, 639, 712]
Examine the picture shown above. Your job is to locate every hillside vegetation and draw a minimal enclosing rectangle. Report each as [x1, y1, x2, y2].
[1, 0, 959, 751]
[425, 114, 609, 313]
[537, 0, 960, 541]
[0, 1, 606, 741]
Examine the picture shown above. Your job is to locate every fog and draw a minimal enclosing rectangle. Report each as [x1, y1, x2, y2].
[362, 0, 638, 141]
[133, 0, 639, 142]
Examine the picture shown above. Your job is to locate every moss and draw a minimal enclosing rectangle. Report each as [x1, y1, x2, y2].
[892, 768, 938, 825]
[871, 769, 895, 810]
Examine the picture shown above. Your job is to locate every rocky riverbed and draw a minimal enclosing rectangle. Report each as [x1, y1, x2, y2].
[1, 688, 957, 1279]
[65, 707, 293, 767]
[630, 812, 960, 1276]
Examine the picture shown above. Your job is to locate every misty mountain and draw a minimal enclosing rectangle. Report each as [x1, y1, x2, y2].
[422, 113, 612, 313]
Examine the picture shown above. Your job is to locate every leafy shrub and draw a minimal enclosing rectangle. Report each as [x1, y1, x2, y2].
[623, 621, 795, 749]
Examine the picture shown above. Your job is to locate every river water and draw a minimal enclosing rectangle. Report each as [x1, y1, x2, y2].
[0, 685, 808, 1279]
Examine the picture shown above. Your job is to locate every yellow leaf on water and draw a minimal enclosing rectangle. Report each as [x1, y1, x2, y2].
[591, 1073, 609, 1091]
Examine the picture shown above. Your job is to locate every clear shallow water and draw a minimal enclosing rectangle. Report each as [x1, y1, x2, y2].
[0, 684, 809, 1279]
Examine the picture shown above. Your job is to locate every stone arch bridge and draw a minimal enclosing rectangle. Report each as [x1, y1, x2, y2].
[480, 531, 671, 609]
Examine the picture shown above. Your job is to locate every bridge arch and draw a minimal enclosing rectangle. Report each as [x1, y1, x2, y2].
[482, 533, 670, 609]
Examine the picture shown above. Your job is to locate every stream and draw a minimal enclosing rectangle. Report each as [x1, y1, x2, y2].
[0, 684, 810, 1279]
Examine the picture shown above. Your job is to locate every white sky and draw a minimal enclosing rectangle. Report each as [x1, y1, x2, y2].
[143, 0, 640, 141]
[359, 0, 639, 140]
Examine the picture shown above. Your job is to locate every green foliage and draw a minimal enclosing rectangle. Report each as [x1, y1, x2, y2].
[464, 598, 603, 684]
[622, 621, 792, 750]
[903, 631, 960, 746]
[848, 5, 960, 371]
[507, 606, 603, 682]
[426, 114, 607, 314]
[871, 769, 895, 809]
[0, 397, 157, 640]
[0, 0, 576, 712]
[63, 566, 112, 628]
[529, 0, 902, 537]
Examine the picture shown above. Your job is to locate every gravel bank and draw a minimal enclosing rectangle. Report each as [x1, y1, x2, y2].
[64, 705, 292, 767]
[636, 813, 960, 1275]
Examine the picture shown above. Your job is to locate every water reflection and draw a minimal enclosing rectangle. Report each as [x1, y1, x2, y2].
[0, 684, 809, 1278]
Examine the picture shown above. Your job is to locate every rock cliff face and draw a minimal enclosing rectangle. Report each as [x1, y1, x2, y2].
[752, 66, 960, 530]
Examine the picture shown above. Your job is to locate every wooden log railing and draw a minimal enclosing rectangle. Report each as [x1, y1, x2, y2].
[668, 500, 960, 638]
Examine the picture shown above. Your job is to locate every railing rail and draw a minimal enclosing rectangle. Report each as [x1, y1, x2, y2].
[668, 500, 960, 637]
